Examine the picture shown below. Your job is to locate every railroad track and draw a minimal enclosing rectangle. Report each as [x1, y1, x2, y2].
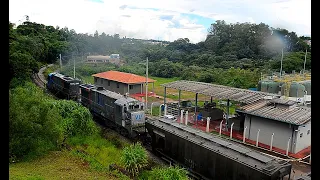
[33, 64, 53, 89]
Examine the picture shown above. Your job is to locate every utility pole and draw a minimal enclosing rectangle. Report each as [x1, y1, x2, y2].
[280, 48, 283, 78]
[59, 54, 62, 70]
[145, 57, 148, 111]
[303, 49, 307, 74]
[72, 53, 75, 78]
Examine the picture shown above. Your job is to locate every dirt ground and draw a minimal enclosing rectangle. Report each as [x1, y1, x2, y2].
[282, 161, 311, 180]
[291, 161, 311, 178]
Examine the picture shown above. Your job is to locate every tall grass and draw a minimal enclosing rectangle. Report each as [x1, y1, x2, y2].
[68, 135, 125, 172]
[121, 143, 148, 177]
[139, 166, 189, 180]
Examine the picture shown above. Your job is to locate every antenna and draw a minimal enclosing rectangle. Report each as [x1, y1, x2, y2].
[73, 54, 75, 78]
[59, 54, 62, 70]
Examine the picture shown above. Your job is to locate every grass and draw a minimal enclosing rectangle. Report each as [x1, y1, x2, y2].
[150, 106, 160, 116]
[67, 135, 126, 172]
[147, 76, 210, 101]
[9, 134, 132, 180]
[43, 64, 60, 79]
[80, 76, 94, 84]
[9, 150, 118, 180]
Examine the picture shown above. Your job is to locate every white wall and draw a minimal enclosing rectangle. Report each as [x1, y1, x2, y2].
[244, 115, 297, 153]
[294, 121, 311, 153]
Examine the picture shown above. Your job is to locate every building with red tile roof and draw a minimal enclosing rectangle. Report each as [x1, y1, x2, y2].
[92, 71, 156, 95]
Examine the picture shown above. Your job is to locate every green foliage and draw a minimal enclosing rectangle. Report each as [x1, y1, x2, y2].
[270, 51, 311, 73]
[43, 64, 59, 79]
[9, 20, 311, 86]
[51, 100, 99, 139]
[121, 143, 148, 177]
[149, 59, 183, 78]
[9, 82, 99, 162]
[67, 135, 125, 172]
[9, 21, 68, 83]
[103, 131, 130, 149]
[139, 166, 189, 180]
[9, 82, 62, 161]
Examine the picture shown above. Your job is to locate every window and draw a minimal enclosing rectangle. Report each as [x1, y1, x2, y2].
[307, 130, 310, 135]
[300, 133, 303, 138]
[101, 79, 103, 84]
[108, 81, 110, 86]
[95, 78, 97, 82]
[117, 83, 119, 88]
[129, 85, 133, 89]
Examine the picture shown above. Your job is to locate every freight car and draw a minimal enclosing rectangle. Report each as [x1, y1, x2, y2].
[46, 72, 81, 100]
[145, 117, 292, 180]
[79, 83, 146, 138]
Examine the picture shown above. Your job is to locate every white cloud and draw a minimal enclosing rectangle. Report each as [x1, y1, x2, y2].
[9, 0, 311, 43]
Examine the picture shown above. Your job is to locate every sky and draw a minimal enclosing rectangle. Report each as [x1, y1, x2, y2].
[9, 0, 311, 43]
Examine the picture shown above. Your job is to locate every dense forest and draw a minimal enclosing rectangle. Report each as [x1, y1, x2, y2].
[9, 20, 311, 89]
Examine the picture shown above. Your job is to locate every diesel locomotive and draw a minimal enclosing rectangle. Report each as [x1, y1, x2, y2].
[79, 83, 146, 138]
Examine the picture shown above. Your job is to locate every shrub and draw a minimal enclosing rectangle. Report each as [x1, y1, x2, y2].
[145, 166, 189, 180]
[9, 82, 99, 161]
[120, 143, 148, 177]
[9, 82, 62, 161]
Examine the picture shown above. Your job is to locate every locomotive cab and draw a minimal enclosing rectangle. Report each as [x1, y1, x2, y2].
[119, 100, 146, 126]
[115, 98, 146, 137]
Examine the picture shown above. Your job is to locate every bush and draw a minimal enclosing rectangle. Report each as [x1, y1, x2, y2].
[9, 82, 99, 162]
[9, 82, 62, 161]
[120, 142, 148, 177]
[139, 166, 189, 180]
[50, 100, 99, 140]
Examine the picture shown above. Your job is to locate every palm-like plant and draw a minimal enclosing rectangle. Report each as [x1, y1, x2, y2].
[120, 142, 148, 177]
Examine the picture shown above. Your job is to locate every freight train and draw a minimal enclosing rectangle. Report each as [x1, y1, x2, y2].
[45, 72, 292, 180]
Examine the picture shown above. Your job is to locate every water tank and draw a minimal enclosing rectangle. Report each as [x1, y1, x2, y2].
[267, 82, 280, 94]
[300, 81, 311, 95]
[257, 81, 262, 91]
[281, 82, 306, 97]
[258, 81, 271, 92]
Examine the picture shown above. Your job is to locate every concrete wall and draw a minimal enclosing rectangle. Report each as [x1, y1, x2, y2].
[244, 115, 297, 153]
[94, 77, 143, 95]
[294, 121, 311, 153]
